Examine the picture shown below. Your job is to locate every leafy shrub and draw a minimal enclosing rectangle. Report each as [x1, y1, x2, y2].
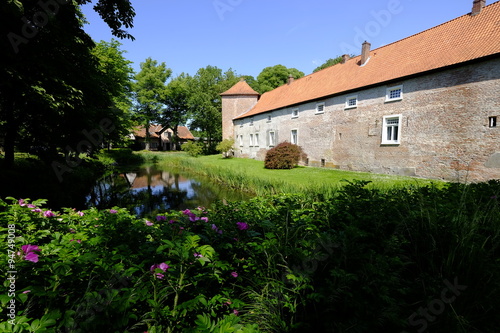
[216, 138, 235, 158]
[264, 142, 306, 169]
[181, 141, 203, 157]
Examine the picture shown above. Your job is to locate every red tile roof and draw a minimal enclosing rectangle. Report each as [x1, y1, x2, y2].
[235, 1, 500, 119]
[133, 125, 194, 140]
[221, 79, 260, 96]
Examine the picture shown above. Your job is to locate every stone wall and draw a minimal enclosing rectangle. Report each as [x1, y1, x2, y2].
[229, 58, 500, 181]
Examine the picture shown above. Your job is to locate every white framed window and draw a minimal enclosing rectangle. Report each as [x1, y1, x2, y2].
[269, 131, 275, 147]
[291, 129, 298, 145]
[316, 102, 325, 114]
[267, 115, 272, 122]
[385, 85, 403, 102]
[292, 108, 299, 118]
[239, 135, 243, 147]
[254, 133, 259, 146]
[345, 95, 358, 109]
[382, 114, 402, 144]
[249, 134, 254, 147]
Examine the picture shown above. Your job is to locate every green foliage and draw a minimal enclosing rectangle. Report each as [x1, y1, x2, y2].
[216, 138, 235, 158]
[186, 66, 239, 153]
[182, 141, 204, 157]
[256, 65, 305, 93]
[1, 180, 500, 332]
[264, 142, 306, 169]
[313, 55, 345, 72]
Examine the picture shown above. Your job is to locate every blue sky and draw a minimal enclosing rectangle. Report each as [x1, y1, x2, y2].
[81, 0, 478, 78]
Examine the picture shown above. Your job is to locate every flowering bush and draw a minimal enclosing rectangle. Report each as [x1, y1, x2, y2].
[1, 180, 499, 332]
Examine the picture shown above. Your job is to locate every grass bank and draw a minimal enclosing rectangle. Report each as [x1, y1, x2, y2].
[137, 152, 442, 197]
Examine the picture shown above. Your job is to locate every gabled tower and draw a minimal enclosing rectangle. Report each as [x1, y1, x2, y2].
[220, 79, 260, 140]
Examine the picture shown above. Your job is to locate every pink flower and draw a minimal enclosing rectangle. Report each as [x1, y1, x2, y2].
[236, 222, 249, 230]
[150, 262, 170, 279]
[194, 253, 203, 258]
[109, 209, 118, 214]
[22, 290, 31, 294]
[230, 271, 238, 278]
[43, 210, 55, 217]
[21, 244, 40, 263]
[70, 239, 82, 244]
[78, 211, 84, 217]
[27, 204, 36, 209]
[69, 228, 76, 233]
[145, 220, 154, 226]
[200, 217, 209, 223]
[31, 208, 42, 213]
[18, 199, 26, 206]
[156, 215, 166, 221]
[233, 309, 239, 315]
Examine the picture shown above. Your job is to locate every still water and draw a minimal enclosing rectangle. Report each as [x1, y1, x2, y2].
[85, 165, 253, 217]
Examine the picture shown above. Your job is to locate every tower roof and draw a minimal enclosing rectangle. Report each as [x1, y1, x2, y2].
[221, 79, 260, 96]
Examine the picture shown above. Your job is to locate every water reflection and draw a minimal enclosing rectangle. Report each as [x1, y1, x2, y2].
[86, 165, 252, 217]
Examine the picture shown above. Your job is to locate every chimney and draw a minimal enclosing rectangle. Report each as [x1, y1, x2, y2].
[287, 74, 294, 85]
[472, 0, 486, 15]
[361, 41, 371, 66]
[341, 54, 350, 64]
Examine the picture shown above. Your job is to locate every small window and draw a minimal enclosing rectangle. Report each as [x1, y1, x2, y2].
[249, 134, 254, 147]
[386, 85, 403, 102]
[269, 131, 275, 147]
[249, 118, 254, 126]
[382, 114, 402, 144]
[267, 115, 272, 122]
[489, 116, 497, 128]
[345, 95, 358, 109]
[316, 102, 325, 114]
[292, 108, 299, 118]
[254, 133, 259, 146]
[239, 135, 243, 147]
[291, 129, 298, 145]
[321, 159, 325, 167]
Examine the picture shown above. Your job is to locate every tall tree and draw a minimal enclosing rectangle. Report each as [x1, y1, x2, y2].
[187, 66, 239, 153]
[0, 0, 136, 167]
[92, 39, 135, 147]
[132, 58, 171, 150]
[162, 73, 191, 150]
[256, 65, 304, 93]
[313, 56, 345, 72]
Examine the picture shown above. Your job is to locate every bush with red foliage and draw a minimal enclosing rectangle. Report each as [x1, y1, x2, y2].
[264, 142, 306, 169]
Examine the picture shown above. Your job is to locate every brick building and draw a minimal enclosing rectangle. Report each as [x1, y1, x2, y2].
[221, 0, 500, 181]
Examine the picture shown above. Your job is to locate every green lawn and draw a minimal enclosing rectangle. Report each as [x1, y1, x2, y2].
[138, 152, 442, 197]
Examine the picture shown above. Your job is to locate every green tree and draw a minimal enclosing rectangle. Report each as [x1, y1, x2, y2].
[313, 55, 346, 72]
[92, 39, 136, 147]
[187, 66, 239, 153]
[132, 58, 171, 150]
[256, 65, 304, 93]
[162, 73, 191, 150]
[0, 0, 136, 167]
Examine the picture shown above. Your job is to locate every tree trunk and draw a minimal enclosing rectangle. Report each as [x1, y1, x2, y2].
[145, 120, 151, 151]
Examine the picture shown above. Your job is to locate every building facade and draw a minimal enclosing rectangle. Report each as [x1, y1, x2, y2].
[221, 0, 500, 182]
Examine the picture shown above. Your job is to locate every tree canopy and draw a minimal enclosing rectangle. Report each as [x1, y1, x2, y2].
[256, 65, 304, 93]
[0, 0, 136, 169]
